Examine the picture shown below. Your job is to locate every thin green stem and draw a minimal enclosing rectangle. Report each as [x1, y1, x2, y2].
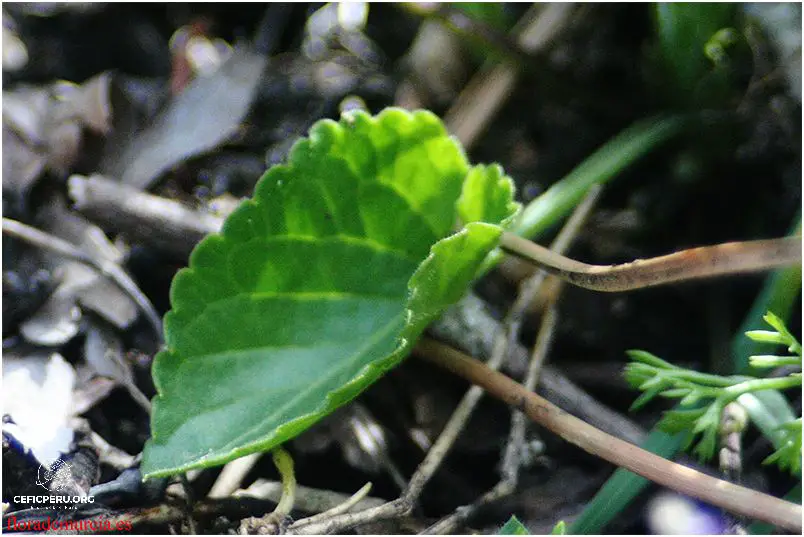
[272, 447, 297, 519]
[661, 369, 747, 388]
[749, 355, 802, 368]
[723, 376, 802, 399]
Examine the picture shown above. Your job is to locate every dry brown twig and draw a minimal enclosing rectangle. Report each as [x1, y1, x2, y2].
[427, 228, 799, 532]
[500, 232, 801, 292]
[2, 217, 163, 338]
[422, 187, 600, 534]
[417, 340, 802, 533]
[422, 305, 559, 535]
[444, 3, 576, 150]
[429, 292, 648, 445]
[207, 453, 263, 500]
[233, 480, 384, 515]
[289, 482, 375, 529]
[69, 173, 223, 258]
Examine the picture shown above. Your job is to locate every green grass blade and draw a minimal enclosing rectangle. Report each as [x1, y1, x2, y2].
[569, 430, 686, 534]
[512, 116, 684, 239]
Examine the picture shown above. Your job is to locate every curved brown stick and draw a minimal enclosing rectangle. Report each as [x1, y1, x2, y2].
[417, 338, 803, 533]
[500, 232, 802, 292]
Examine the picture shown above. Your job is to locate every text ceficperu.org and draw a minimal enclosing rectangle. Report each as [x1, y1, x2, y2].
[13, 495, 95, 503]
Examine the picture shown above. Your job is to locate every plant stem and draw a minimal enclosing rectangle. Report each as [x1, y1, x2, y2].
[272, 447, 296, 519]
[238, 448, 297, 534]
[749, 355, 802, 368]
[290, 483, 373, 530]
[645, 366, 746, 388]
[416, 339, 803, 533]
[500, 232, 802, 292]
[723, 375, 802, 398]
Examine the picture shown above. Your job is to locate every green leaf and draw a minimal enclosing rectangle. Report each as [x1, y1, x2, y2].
[749, 354, 801, 369]
[762, 419, 802, 475]
[626, 349, 675, 369]
[676, 390, 702, 406]
[550, 520, 567, 535]
[456, 3, 510, 30]
[659, 408, 706, 434]
[690, 404, 723, 460]
[499, 516, 530, 535]
[744, 330, 788, 346]
[629, 387, 662, 411]
[141, 109, 520, 478]
[762, 311, 802, 356]
[761, 312, 800, 352]
[661, 388, 692, 399]
[636, 375, 665, 393]
[652, 3, 740, 107]
[745, 310, 803, 365]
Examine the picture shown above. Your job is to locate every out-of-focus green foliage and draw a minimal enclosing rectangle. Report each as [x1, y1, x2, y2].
[652, 3, 751, 108]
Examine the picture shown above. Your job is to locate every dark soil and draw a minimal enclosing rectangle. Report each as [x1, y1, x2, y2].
[2, 3, 800, 535]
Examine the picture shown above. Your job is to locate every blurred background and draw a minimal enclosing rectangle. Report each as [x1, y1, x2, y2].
[2, 3, 801, 534]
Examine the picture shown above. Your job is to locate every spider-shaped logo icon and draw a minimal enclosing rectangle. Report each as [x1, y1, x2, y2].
[35, 458, 72, 492]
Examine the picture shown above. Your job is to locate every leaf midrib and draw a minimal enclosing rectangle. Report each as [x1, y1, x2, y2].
[171, 234, 423, 325]
[270, 233, 432, 264]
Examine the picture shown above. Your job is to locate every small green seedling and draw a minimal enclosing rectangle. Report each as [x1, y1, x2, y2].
[141, 109, 520, 477]
[626, 312, 801, 474]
